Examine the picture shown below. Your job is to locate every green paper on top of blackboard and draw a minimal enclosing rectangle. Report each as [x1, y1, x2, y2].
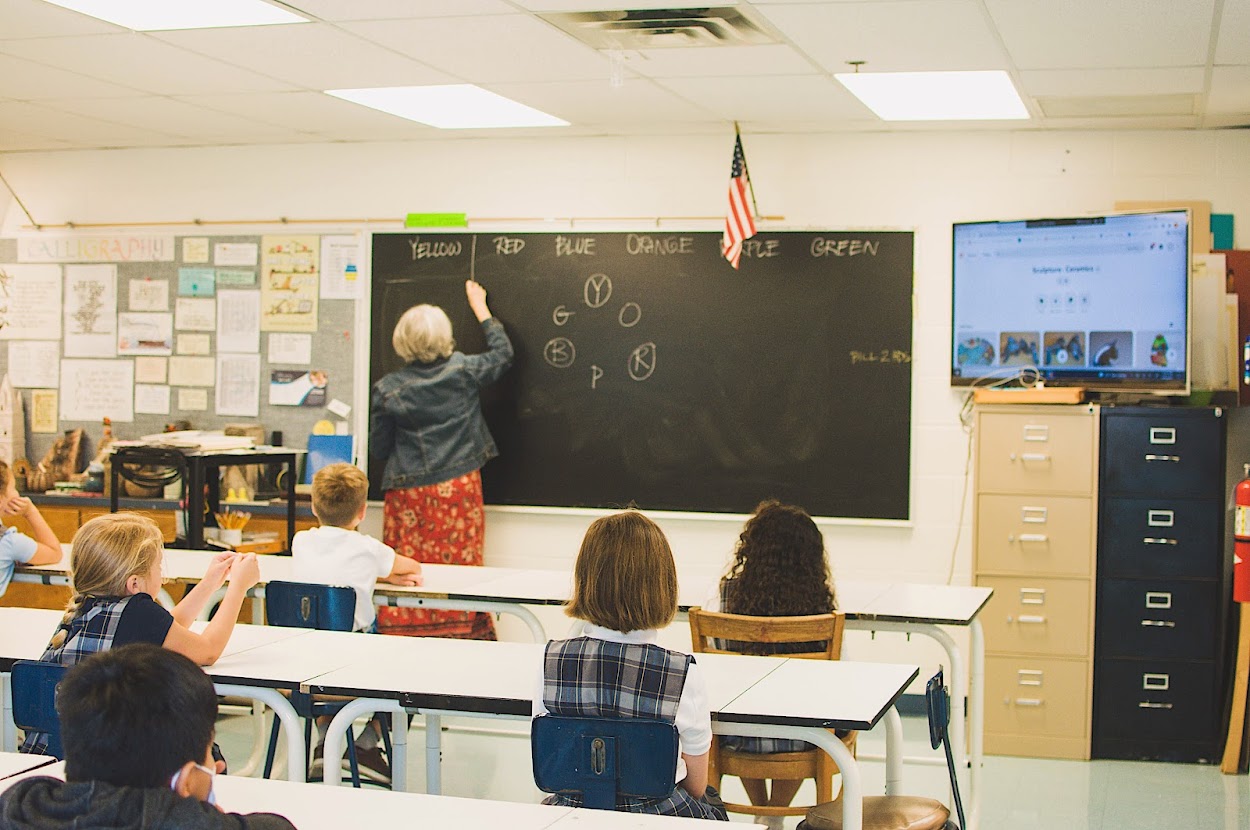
[405, 213, 467, 228]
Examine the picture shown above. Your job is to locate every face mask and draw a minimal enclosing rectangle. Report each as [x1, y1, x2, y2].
[170, 763, 217, 806]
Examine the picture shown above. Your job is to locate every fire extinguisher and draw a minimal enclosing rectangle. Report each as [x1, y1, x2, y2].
[1235, 464, 1250, 603]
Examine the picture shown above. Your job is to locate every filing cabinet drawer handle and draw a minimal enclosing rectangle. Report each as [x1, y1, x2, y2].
[1016, 615, 1046, 624]
[1016, 533, 1048, 543]
[1021, 506, 1048, 523]
[1142, 537, 1178, 546]
[1144, 454, 1180, 463]
[1019, 453, 1050, 462]
[1014, 698, 1044, 707]
[1138, 702, 1174, 710]
[1017, 670, 1043, 687]
[1019, 587, 1045, 605]
[1022, 425, 1049, 442]
[1141, 619, 1176, 628]
[1149, 427, 1177, 445]
[1142, 674, 1170, 690]
[1147, 510, 1174, 527]
[1145, 592, 1172, 609]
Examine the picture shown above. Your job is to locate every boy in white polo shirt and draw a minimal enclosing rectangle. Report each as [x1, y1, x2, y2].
[292, 461, 421, 785]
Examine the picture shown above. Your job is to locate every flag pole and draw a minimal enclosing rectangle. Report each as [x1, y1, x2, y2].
[733, 121, 761, 222]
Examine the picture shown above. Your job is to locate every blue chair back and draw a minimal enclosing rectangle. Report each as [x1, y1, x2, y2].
[265, 580, 356, 631]
[12, 661, 69, 759]
[531, 715, 678, 810]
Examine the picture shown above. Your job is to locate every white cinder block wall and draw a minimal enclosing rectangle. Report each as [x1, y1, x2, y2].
[5, 129, 1248, 675]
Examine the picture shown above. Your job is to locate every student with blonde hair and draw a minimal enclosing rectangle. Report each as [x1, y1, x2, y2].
[533, 511, 727, 821]
[20, 512, 260, 755]
[0, 459, 61, 596]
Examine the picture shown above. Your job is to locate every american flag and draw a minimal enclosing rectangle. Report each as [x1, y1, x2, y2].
[721, 133, 756, 269]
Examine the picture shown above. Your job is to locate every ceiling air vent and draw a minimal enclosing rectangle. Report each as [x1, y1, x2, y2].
[540, 7, 777, 49]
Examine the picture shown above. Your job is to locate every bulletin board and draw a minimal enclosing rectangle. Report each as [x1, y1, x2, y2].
[0, 233, 361, 466]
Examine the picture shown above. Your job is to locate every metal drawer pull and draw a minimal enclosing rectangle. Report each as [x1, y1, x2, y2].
[1145, 592, 1172, 609]
[1019, 587, 1046, 605]
[1142, 537, 1178, 546]
[1147, 510, 1174, 527]
[1149, 427, 1177, 445]
[1014, 698, 1043, 707]
[1016, 615, 1046, 624]
[1138, 702, 1174, 710]
[1022, 425, 1049, 442]
[1017, 533, 1048, 543]
[1144, 454, 1180, 463]
[1142, 674, 1170, 690]
[1021, 506, 1048, 523]
[1017, 670, 1043, 687]
[1141, 619, 1176, 628]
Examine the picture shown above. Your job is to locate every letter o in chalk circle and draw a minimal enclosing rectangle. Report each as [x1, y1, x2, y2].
[544, 337, 576, 368]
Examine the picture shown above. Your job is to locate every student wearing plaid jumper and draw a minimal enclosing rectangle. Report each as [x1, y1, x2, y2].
[703, 500, 839, 826]
[21, 512, 260, 755]
[533, 511, 728, 821]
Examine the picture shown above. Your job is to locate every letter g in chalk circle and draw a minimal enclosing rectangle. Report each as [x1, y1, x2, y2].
[552, 305, 574, 326]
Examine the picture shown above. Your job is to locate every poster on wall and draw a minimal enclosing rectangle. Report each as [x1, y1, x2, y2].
[63, 264, 117, 357]
[216, 353, 259, 416]
[7, 342, 59, 388]
[320, 235, 360, 299]
[217, 290, 260, 353]
[0, 264, 62, 341]
[60, 359, 134, 422]
[269, 370, 327, 407]
[117, 312, 174, 356]
[260, 235, 319, 333]
[31, 390, 57, 433]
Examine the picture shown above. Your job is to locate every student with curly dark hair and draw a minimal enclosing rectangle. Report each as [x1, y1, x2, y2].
[705, 500, 837, 826]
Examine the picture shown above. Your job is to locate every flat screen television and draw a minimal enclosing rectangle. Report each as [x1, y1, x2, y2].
[951, 208, 1190, 393]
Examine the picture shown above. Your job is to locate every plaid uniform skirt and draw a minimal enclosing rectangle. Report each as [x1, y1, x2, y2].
[377, 470, 496, 640]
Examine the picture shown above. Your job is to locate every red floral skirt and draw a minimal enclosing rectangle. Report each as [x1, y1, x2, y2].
[377, 470, 496, 640]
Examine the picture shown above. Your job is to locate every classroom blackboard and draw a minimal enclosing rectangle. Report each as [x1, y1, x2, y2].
[369, 230, 913, 520]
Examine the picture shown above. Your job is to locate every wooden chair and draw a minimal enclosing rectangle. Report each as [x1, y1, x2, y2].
[688, 607, 858, 821]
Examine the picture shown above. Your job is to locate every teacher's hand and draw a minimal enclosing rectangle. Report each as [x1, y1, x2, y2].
[466, 280, 491, 322]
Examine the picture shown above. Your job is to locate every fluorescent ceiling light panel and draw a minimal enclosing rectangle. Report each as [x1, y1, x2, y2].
[325, 85, 569, 129]
[835, 70, 1029, 121]
[40, 0, 307, 31]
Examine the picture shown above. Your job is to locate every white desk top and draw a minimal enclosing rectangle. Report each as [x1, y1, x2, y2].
[0, 608, 63, 666]
[0, 752, 56, 780]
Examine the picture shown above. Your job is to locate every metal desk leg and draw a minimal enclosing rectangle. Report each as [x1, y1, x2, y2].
[968, 618, 985, 830]
[424, 713, 442, 795]
[323, 698, 407, 789]
[388, 596, 547, 643]
[213, 684, 304, 783]
[2, 673, 15, 752]
[883, 706, 904, 795]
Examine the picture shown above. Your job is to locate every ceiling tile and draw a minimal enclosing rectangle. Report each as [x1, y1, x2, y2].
[754, 0, 1009, 73]
[0, 127, 74, 152]
[341, 14, 610, 83]
[0, 53, 145, 99]
[0, 101, 183, 145]
[41, 97, 318, 141]
[0, 33, 299, 96]
[0, 0, 124, 39]
[175, 91, 441, 138]
[985, 0, 1215, 69]
[657, 74, 876, 123]
[1018, 68, 1207, 97]
[486, 77, 721, 126]
[1216, 0, 1250, 65]
[1208, 66, 1250, 114]
[150, 23, 455, 90]
[284, 0, 514, 20]
[619, 45, 818, 79]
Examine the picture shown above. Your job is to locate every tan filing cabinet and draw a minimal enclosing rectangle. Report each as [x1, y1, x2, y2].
[974, 404, 1098, 759]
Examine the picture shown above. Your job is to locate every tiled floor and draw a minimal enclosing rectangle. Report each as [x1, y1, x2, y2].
[216, 707, 1250, 828]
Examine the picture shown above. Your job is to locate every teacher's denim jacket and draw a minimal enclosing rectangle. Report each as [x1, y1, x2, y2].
[370, 317, 514, 491]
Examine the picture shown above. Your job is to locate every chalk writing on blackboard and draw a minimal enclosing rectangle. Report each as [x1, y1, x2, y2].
[493, 236, 525, 255]
[556, 236, 595, 256]
[408, 237, 462, 259]
[553, 306, 574, 325]
[811, 238, 880, 257]
[742, 239, 781, 259]
[629, 343, 657, 381]
[544, 337, 576, 368]
[619, 302, 642, 328]
[625, 235, 694, 256]
[584, 274, 612, 308]
[850, 350, 911, 364]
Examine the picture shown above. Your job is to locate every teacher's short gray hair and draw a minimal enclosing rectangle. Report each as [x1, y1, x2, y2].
[393, 304, 454, 364]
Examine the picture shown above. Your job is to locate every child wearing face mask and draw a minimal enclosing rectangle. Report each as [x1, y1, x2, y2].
[0, 643, 294, 830]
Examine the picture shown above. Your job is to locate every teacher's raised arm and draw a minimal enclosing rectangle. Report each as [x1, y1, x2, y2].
[368, 280, 514, 639]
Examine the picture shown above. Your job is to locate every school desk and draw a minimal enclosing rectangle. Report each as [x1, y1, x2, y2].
[14, 549, 990, 828]
[0, 750, 54, 781]
[0, 759, 717, 830]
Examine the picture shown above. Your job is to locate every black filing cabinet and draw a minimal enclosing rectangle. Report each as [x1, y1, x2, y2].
[1092, 406, 1229, 762]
